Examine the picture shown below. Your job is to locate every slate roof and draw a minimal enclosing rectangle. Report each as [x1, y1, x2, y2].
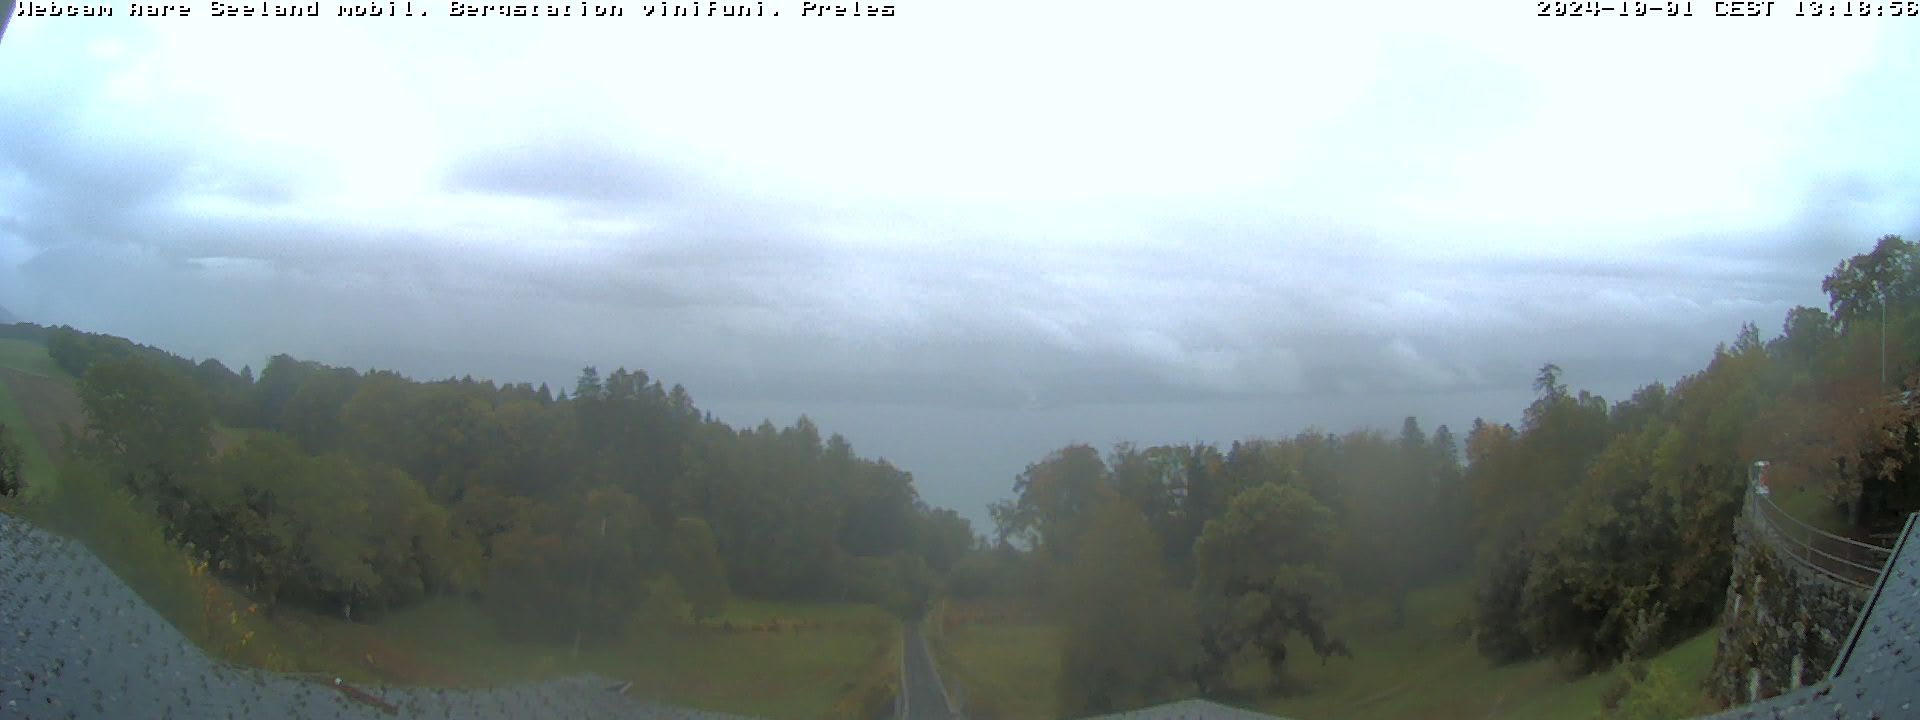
[1081, 699, 1291, 719]
[1699, 513, 1920, 720]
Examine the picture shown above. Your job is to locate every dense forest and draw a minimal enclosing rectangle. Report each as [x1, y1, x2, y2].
[0, 321, 974, 651]
[956, 235, 1920, 715]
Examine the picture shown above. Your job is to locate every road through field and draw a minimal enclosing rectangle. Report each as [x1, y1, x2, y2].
[901, 622, 961, 720]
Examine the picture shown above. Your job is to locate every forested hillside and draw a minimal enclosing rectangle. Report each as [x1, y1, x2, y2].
[0, 324, 974, 651]
[947, 235, 1920, 717]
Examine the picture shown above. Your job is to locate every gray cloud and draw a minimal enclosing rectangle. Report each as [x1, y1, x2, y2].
[444, 134, 696, 209]
[7, 126, 1908, 409]
[0, 119, 191, 249]
[7, 181, 1907, 533]
[4, 14, 1916, 528]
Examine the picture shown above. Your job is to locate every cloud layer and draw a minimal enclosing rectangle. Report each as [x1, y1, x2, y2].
[2, 5, 1918, 525]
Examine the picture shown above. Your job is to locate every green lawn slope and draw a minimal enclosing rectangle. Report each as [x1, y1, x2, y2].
[937, 580, 1722, 720]
[0, 338, 78, 499]
[364, 597, 900, 718]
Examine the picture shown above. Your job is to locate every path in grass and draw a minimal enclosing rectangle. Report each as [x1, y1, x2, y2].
[0, 340, 80, 499]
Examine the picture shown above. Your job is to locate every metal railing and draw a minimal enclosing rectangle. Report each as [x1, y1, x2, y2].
[1746, 485, 1894, 590]
[1830, 510, 1919, 678]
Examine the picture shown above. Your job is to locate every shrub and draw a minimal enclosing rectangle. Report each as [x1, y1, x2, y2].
[1602, 664, 1698, 720]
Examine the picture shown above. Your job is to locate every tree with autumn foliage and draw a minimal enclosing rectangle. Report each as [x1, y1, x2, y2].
[989, 443, 1111, 569]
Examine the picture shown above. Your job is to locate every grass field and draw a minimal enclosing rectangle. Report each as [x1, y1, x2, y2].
[938, 581, 1722, 720]
[1252, 580, 1719, 720]
[933, 600, 1064, 720]
[212, 422, 255, 456]
[0, 375, 55, 495]
[66, 569, 902, 720]
[0, 338, 67, 378]
[0, 339, 77, 500]
[306, 597, 899, 718]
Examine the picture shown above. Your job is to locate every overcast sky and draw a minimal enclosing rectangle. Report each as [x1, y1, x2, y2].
[3, 2, 1918, 530]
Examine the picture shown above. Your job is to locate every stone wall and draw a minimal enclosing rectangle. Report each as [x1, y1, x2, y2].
[1707, 513, 1869, 706]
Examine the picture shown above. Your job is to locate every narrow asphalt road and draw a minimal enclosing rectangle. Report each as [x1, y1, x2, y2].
[901, 621, 961, 720]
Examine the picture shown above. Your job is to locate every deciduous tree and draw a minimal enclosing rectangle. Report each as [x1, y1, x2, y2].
[672, 516, 730, 623]
[1192, 482, 1340, 688]
[1056, 494, 1197, 714]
